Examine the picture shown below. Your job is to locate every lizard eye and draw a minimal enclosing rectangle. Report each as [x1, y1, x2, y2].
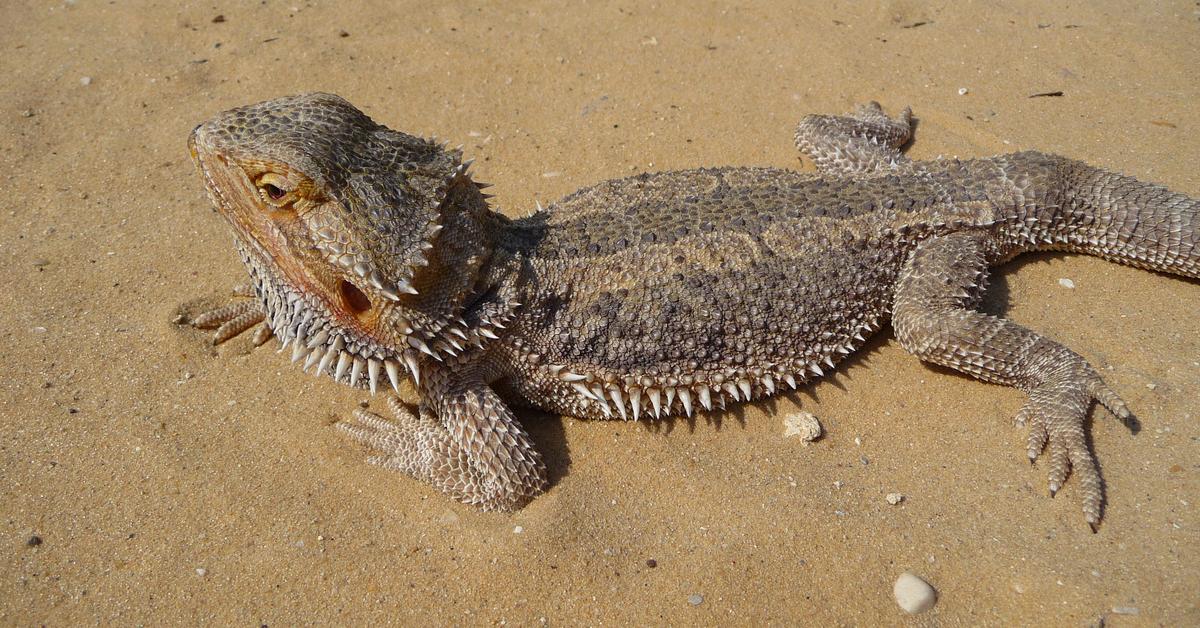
[255, 173, 295, 208]
[263, 183, 285, 200]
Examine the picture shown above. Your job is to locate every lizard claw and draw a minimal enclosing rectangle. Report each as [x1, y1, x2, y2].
[1019, 362, 1130, 528]
[186, 283, 271, 345]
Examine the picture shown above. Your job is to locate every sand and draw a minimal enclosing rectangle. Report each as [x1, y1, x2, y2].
[2, 1, 1197, 624]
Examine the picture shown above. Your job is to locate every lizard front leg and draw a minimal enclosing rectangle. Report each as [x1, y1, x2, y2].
[185, 281, 272, 346]
[892, 233, 1131, 529]
[338, 365, 547, 511]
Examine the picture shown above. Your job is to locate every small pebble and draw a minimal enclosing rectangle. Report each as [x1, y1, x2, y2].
[21, 109, 35, 117]
[886, 492, 904, 505]
[1058, 277, 1075, 289]
[893, 572, 937, 614]
[1145, 383, 1157, 391]
[645, 559, 657, 568]
[211, 14, 225, 23]
[80, 76, 92, 86]
[512, 525, 524, 534]
[1111, 606, 1139, 616]
[957, 87, 969, 95]
[27, 535, 43, 547]
[195, 567, 207, 577]
[783, 412, 822, 444]
[687, 594, 703, 606]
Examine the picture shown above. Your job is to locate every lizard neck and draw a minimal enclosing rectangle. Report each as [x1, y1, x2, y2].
[402, 182, 523, 357]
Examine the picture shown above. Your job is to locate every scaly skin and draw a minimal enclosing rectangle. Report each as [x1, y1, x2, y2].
[185, 94, 1198, 525]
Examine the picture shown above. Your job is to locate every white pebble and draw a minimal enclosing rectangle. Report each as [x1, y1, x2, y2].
[512, 525, 524, 534]
[783, 412, 822, 444]
[957, 87, 969, 95]
[1058, 277, 1075, 289]
[195, 567, 207, 577]
[687, 593, 703, 606]
[893, 572, 937, 614]
[80, 76, 92, 86]
[886, 492, 905, 505]
[1111, 606, 1139, 616]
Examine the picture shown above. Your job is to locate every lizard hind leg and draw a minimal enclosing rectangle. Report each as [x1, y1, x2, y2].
[794, 101, 914, 176]
[892, 232, 1132, 528]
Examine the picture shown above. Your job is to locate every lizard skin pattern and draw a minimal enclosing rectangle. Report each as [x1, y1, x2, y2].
[185, 94, 1197, 528]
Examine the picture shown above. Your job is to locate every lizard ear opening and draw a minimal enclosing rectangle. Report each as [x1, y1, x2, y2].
[340, 280, 372, 315]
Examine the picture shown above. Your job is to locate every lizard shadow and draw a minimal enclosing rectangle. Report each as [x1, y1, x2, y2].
[519, 408, 573, 490]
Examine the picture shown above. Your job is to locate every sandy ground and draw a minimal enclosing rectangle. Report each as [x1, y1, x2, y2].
[2, 1, 1198, 624]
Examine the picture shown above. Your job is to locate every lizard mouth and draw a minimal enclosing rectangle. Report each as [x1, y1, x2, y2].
[234, 233, 424, 392]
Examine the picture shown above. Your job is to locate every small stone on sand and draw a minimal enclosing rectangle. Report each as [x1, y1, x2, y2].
[886, 492, 904, 505]
[1058, 277, 1075, 289]
[80, 76, 92, 86]
[783, 411, 822, 443]
[687, 593, 703, 606]
[893, 572, 936, 613]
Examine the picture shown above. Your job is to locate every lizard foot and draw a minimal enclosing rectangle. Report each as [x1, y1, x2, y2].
[1015, 362, 1131, 530]
[187, 282, 272, 346]
[847, 101, 914, 145]
[337, 396, 439, 478]
[337, 394, 545, 512]
[794, 101, 913, 176]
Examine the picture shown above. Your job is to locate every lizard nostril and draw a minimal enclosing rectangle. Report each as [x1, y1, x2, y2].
[340, 280, 372, 315]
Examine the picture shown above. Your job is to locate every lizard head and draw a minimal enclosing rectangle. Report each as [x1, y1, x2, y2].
[189, 92, 496, 391]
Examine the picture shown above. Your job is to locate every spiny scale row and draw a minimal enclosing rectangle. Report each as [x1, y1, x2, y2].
[255, 271, 423, 391]
[537, 321, 882, 420]
[289, 327, 420, 393]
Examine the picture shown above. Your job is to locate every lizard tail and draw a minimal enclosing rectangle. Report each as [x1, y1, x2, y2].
[1016, 151, 1199, 278]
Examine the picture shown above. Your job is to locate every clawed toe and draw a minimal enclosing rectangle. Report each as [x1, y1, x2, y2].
[1018, 370, 1129, 527]
[188, 295, 269, 345]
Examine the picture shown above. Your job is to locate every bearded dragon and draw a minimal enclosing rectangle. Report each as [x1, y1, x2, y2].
[184, 93, 1197, 528]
